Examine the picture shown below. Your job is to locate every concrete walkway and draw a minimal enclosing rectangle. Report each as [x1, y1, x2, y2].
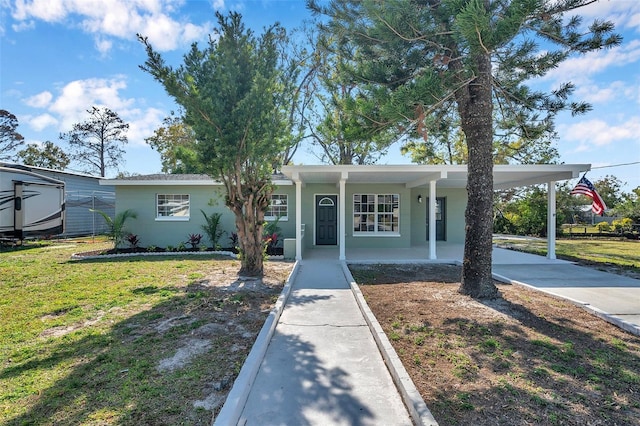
[215, 246, 640, 426]
[231, 251, 417, 426]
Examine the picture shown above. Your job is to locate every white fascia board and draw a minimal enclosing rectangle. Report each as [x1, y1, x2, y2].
[101, 179, 293, 186]
[493, 164, 591, 190]
[99, 179, 223, 186]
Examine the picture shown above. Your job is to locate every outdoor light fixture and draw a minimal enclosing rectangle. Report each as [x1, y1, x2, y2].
[418, 195, 423, 203]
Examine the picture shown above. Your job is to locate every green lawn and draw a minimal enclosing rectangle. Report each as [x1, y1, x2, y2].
[494, 237, 640, 271]
[0, 238, 277, 425]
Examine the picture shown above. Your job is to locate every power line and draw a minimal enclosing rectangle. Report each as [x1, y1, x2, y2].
[591, 161, 640, 170]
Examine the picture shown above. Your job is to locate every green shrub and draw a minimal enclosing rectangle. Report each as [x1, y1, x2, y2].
[596, 221, 610, 232]
[612, 218, 633, 233]
[201, 210, 225, 248]
[90, 208, 137, 249]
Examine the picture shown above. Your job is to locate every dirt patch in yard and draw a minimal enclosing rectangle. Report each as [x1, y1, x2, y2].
[117, 260, 294, 423]
[351, 264, 640, 426]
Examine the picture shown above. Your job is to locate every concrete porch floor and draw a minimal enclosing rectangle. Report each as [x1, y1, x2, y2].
[305, 243, 572, 265]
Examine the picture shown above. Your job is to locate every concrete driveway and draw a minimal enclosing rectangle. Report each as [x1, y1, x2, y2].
[492, 247, 640, 336]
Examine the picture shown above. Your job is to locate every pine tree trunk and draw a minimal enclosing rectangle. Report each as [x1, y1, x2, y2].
[457, 52, 499, 299]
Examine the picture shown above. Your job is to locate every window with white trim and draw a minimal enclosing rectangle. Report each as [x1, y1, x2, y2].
[353, 194, 399, 234]
[157, 194, 190, 219]
[265, 194, 288, 221]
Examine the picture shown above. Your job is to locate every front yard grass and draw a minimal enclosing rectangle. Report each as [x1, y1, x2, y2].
[0, 238, 292, 425]
[494, 237, 640, 277]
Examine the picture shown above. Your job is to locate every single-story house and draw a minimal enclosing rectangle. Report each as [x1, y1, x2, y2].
[99, 164, 589, 260]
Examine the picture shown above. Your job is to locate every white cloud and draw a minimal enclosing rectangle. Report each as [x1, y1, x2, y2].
[577, 0, 640, 32]
[23, 77, 167, 147]
[23, 90, 53, 108]
[560, 118, 640, 152]
[94, 36, 113, 55]
[27, 113, 58, 131]
[12, 0, 67, 22]
[539, 40, 640, 85]
[49, 77, 135, 130]
[123, 107, 165, 147]
[10, 0, 211, 52]
[574, 80, 640, 105]
[11, 20, 35, 31]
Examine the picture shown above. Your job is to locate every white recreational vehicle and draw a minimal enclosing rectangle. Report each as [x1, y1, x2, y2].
[0, 164, 65, 240]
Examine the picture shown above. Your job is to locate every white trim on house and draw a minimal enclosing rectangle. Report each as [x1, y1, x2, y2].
[281, 164, 590, 261]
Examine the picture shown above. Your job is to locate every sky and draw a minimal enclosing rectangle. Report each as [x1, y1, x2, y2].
[1, 0, 639, 192]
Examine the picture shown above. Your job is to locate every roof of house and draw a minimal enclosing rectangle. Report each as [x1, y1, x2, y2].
[281, 164, 590, 190]
[100, 172, 292, 186]
[99, 164, 590, 190]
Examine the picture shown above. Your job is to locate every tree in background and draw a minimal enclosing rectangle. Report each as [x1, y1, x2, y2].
[0, 109, 25, 161]
[593, 175, 625, 210]
[303, 33, 398, 164]
[401, 110, 559, 165]
[615, 187, 640, 224]
[139, 12, 300, 277]
[310, 0, 620, 298]
[16, 141, 70, 170]
[60, 106, 129, 177]
[495, 184, 578, 237]
[145, 112, 200, 174]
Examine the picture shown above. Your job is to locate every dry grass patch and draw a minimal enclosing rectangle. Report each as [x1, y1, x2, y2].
[351, 263, 640, 426]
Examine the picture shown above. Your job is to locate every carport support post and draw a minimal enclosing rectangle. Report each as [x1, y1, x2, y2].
[547, 180, 556, 260]
[339, 172, 347, 261]
[429, 179, 437, 259]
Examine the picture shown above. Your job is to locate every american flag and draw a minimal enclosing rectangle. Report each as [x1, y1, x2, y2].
[570, 176, 607, 215]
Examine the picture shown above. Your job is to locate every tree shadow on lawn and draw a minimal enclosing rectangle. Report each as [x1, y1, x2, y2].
[1, 281, 279, 425]
[431, 289, 640, 425]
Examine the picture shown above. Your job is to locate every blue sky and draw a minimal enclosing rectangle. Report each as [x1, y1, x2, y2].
[1, 0, 639, 192]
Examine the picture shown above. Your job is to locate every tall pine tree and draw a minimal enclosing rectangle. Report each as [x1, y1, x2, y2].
[310, 0, 620, 298]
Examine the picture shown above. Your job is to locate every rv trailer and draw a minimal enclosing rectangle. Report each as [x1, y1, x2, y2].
[0, 164, 65, 240]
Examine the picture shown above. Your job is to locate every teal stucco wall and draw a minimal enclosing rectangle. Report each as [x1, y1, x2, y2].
[115, 184, 295, 249]
[114, 180, 466, 250]
[115, 185, 231, 248]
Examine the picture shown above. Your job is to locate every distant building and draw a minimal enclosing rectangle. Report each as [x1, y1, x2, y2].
[1, 163, 115, 237]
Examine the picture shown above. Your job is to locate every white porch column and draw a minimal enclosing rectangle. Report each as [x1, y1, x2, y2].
[429, 179, 437, 259]
[294, 175, 303, 261]
[547, 180, 556, 260]
[339, 172, 347, 261]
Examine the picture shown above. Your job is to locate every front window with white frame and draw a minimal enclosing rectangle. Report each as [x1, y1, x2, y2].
[265, 194, 288, 221]
[156, 194, 190, 220]
[353, 194, 399, 234]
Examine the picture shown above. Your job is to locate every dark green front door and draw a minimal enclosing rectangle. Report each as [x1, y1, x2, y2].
[426, 197, 446, 241]
[316, 195, 337, 245]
